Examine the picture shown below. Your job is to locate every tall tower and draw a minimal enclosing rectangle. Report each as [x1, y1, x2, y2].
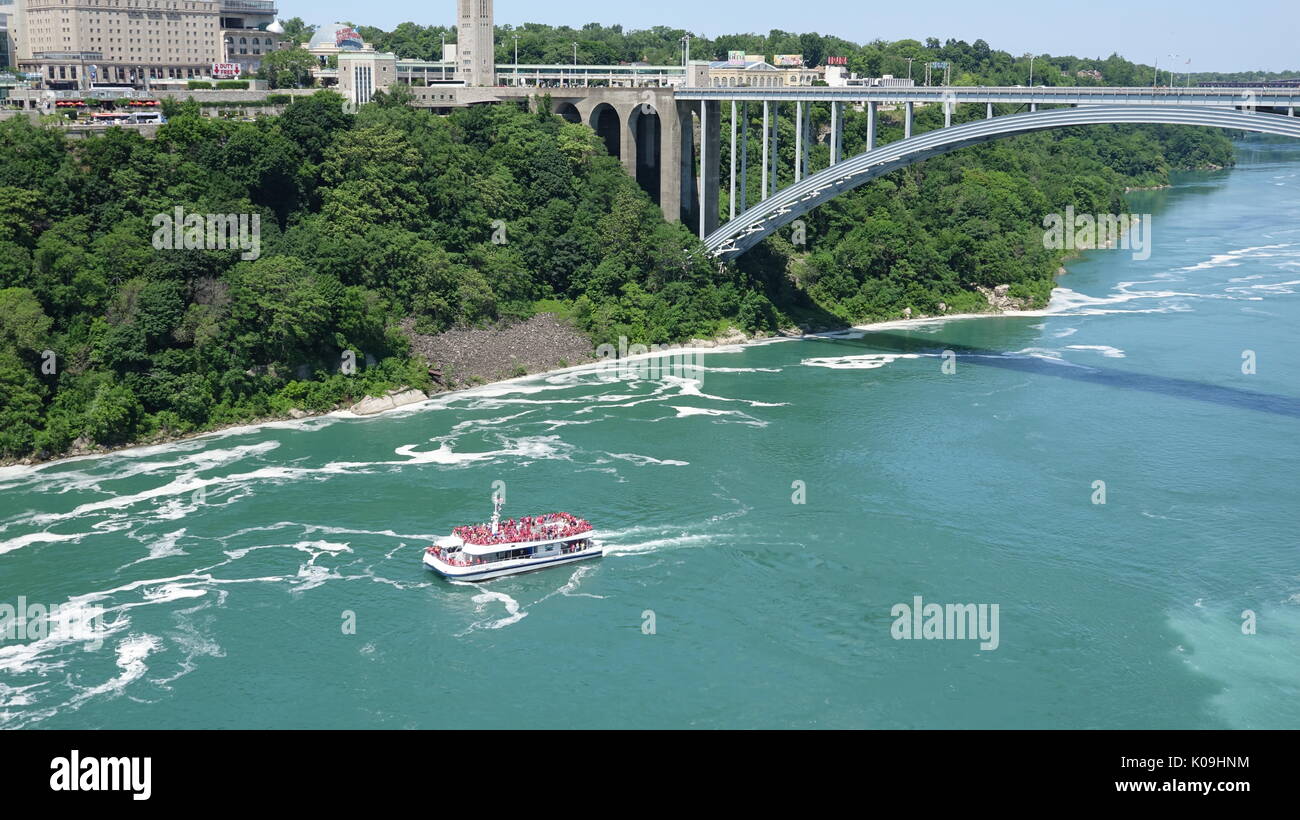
[457, 0, 495, 87]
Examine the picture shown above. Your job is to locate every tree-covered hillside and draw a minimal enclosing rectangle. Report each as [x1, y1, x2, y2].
[0, 56, 1240, 462]
[0, 92, 741, 459]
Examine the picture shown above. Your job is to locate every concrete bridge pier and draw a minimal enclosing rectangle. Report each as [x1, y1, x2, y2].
[830, 101, 841, 164]
[685, 100, 721, 238]
[770, 102, 780, 198]
[904, 102, 914, 138]
[944, 101, 953, 128]
[729, 101, 738, 220]
[795, 101, 804, 182]
[761, 101, 770, 200]
[676, 101, 696, 226]
[867, 101, 877, 151]
[704, 101, 722, 237]
[740, 102, 749, 214]
[802, 103, 812, 176]
[987, 102, 995, 119]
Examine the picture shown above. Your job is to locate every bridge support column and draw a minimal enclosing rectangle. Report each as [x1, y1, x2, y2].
[699, 101, 709, 238]
[1030, 102, 1038, 112]
[1290, 107, 1296, 117]
[830, 101, 840, 164]
[904, 102, 913, 139]
[770, 102, 779, 198]
[795, 101, 803, 182]
[618, 105, 637, 179]
[867, 101, 877, 151]
[668, 101, 693, 224]
[761, 101, 769, 201]
[729, 100, 738, 221]
[944, 101, 953, 128]
[707, 102, 728, 235]
[740, 102, 749, 213]
[703, 101, 722, 237]
[987, 102, 994, 119]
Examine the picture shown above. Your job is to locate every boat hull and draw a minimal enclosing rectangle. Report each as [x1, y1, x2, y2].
[424, 544, 603, 582]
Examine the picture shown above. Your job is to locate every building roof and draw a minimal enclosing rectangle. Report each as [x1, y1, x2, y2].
[308, 23, 366, 51]
[709, 60, 778, 71]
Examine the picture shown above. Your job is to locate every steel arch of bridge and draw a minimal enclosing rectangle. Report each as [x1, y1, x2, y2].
[706, 106, 1300, 260]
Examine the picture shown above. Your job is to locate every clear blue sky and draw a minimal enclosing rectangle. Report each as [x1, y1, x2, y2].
[312, 0, 1299, 73]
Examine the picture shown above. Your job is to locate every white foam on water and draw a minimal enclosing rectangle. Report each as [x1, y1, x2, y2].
[1065, 344, 1127, 359]
[605, 452, 690, 467]
[1178, 243, 1295, 273]
[801, 353, 928, 370]
[535, 564, 605, 603]
[666, 407, 767, 427]
[602, 530, 720, 557]
[292, 563, 341, 593]
[466, 590, 527, 631]
[1053, 327, 1079, 338]
[0, 530, 86, 556]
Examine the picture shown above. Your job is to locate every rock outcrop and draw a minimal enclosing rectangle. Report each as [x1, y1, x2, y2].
[349, 388, 429, 416]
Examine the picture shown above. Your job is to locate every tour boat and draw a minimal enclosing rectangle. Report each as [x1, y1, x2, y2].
[423, 501, 602, 581]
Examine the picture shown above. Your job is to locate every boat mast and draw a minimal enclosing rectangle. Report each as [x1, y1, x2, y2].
[490, 494, 503, 535]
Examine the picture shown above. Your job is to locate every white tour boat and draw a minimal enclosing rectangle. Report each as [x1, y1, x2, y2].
[423, 500, 602, 581]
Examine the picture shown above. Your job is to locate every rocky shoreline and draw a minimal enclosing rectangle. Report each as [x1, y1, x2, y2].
[403, 313, 597, 390]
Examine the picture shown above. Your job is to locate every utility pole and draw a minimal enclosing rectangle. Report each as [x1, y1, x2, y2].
[514, 35, 519, 85]
[441, 34, 446, 81]
[905, 57, 914, 81]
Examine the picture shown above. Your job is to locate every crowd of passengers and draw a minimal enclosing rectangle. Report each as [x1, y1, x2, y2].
[452, 512, 593, 546]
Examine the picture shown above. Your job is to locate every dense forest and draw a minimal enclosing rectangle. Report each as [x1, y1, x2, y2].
[0, 22, 1245, 462]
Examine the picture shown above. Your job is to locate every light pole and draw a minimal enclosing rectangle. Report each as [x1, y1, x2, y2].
[1026, 53, 1036, 87]
[1168, 53, 1179, 88]
[905, 56, 914, 80]
[441, 34, 446, 82]
[514, 34, 519, 86]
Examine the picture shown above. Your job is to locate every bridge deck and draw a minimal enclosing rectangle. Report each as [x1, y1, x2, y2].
[675, 86, 1300, 107]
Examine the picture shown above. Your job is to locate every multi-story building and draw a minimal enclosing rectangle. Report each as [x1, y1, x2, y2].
[1, 7, 11, 69]
[10, 0, 279, 89]
[1, 0, 20, 70]
[457, 0, 493, 86]
[218, 0, 281, 77]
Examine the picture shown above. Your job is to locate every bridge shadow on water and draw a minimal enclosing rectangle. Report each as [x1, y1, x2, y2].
[829, 331, 1300, 420]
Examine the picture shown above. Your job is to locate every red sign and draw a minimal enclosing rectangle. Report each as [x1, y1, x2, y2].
[212, 63, 243, 79]
[827, 56, 848, 66]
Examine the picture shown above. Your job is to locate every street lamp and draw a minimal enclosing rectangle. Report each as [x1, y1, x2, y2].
[1168, 53, 1179, 88]
[514, 34, 519, 86]
[441, 34, 446, 82]
[1027, 54, 1036, 87]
